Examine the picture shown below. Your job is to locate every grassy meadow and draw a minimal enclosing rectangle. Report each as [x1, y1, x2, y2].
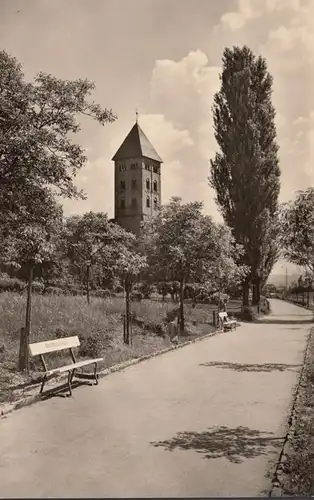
[0, 292, 241, 403]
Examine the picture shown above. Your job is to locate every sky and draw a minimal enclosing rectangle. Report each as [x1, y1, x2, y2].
[1, 0, 312, 276]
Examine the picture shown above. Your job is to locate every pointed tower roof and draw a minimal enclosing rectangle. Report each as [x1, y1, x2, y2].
[112, 122, 163, 163]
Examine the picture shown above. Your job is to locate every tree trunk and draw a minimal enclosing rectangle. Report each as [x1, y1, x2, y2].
[179, 278, 185, 335]
[242, 278, 250, 307]
[217, 283, 221, 314]
[19, 264, 34, 372]
[252, 283, 257, 306]
[124, 278, 132, 345]
[86, 265, 91, 305]
[256, 280, 261, 304]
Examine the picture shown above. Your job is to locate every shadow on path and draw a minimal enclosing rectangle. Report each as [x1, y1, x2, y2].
[151, 426, 283, 464]
[254, 319, 313, 325]
[199, 361, 302, 372]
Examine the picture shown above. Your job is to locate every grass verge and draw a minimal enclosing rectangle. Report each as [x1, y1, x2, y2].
[1, 293, 245, 404]
[0, 292, 266, 406]
[281, 327, 314, 496]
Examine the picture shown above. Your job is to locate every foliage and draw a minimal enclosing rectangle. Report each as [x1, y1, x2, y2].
[90, 289, 113, 299]
[210, 292, 230, 306]
[0, 50, 116, 233]
[44, 286, 64, 295]
[280, 188, 314, 274]
[209, 45, 281, 305]
[141, 197, 243, 332]
[0, 276, 26, 293]
[138, 281, 155, 299]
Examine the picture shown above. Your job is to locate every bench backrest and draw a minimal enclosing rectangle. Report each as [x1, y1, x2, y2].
[218, 312, 228, 321]
[29, 336, 80, 357]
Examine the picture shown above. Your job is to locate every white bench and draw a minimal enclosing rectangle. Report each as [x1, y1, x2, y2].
[218, 312, 237, 331]
[29, 336, 103, 396]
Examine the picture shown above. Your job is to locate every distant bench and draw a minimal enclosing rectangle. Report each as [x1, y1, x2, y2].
[29, 336, 103, 396]
[218, 312, 237, 331]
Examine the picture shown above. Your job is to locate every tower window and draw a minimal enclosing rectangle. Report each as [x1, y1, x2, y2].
[119, 163, 127, 172]
[146, 178, 150, 190]
[120, 198, 125, 209]
[153, 166, 159, 174]
[154, 197, 158, 209]
[146, 197, 150, 208]
[131, 197, 137, 208]
[145, 164, 150, 171]
[153, 180, 158, 192]
[130, 162, 138, 170]
[131, 179, 137, 189]
[120, 180, 126, 190]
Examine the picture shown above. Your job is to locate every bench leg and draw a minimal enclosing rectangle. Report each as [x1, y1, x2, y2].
[93, 363, 99, 385]
[67, 370, 75, 396]
[40, 375, 47, 394]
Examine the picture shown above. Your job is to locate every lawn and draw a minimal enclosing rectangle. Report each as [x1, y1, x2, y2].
[0, 292, 251, 404]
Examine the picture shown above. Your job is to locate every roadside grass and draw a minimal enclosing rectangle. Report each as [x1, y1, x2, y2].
[282, 327, 314, 496]
[0, 293, 246, 404]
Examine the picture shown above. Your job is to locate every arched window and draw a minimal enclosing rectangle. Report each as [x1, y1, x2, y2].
[120, 180, 126, 190]
[154, 198, 158, 209]
[146, 178, 150, 190]
[153, 180, 158, 192]
[120, 198, 125, 209]
[146, 197, 150, 208]
[131, 179, 137, 189]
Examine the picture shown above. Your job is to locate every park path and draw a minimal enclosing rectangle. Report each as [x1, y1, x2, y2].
[0, 299, 312, 498]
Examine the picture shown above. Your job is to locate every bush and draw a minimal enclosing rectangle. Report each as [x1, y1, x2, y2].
[79, 331, 111, 358]
[210, 292, 230, 306]
[138, 282, 155, 299]
[156, 281, 169, 300]
[240, 305, 257, 321]
[65, 284, 82, 296]
[115, 284, 124, 294]
[91, 289, 112, 299]
[32, 281, 45, 294]
[44, 286, 64, 295]
[0, 277, 26, 293]
[132, 291, 143, 302]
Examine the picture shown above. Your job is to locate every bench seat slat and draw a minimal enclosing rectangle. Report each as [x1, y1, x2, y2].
[46, 358, 103, 375]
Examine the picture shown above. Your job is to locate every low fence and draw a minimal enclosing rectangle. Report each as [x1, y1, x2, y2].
[284, 290, 314, 309]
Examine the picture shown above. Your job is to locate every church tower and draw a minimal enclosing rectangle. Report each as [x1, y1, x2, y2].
[112, 121, 163, 235]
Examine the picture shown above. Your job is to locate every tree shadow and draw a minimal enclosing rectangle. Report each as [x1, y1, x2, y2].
[199, 361, 302, 372]
[254, 319, 313, 324]
[151, 426, 283, 463]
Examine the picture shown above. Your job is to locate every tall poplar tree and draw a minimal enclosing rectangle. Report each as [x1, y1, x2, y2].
[210, 45, 281, 305]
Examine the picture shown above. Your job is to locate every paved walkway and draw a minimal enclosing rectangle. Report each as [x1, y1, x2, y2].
[0, 300, 312, 497]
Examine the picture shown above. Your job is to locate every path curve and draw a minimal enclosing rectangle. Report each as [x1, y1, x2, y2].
[0, 299, 312, 497]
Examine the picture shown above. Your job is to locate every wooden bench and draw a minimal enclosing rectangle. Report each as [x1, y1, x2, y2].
[29, 336, 103, 396]
[218, 312, 237, 331]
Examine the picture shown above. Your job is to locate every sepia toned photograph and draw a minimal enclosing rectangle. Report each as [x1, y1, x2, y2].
[0, 0, 313, 497]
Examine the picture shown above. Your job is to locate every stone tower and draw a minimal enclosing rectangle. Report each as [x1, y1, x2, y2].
[112, 121, 163, 235]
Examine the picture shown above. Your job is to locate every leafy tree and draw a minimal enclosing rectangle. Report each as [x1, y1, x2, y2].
[209, 45, 280, 306]
[64, 212, 130, 304]
[0, 50, 116, 233]
[141, 197, 242, 334]
[1, 199, 63, 371]
[280, 188, 314, 275]
[113, 249, 147, 345]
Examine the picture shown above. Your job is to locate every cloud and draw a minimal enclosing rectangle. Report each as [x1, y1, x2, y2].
[45, 0, 314, 234]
